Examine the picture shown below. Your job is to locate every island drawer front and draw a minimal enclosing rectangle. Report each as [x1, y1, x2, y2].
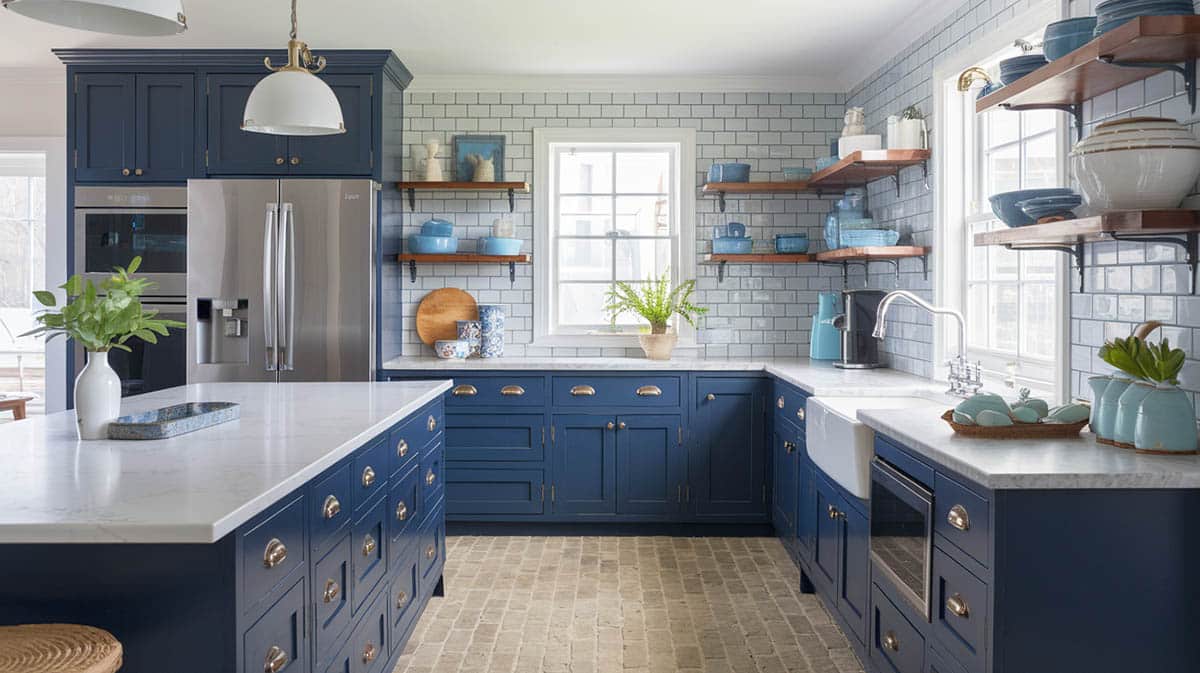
[387, 463, 422, 564]
[772, 380, 808, 428]
[870, 582, 924, 673]
[350, 494, 388, 616]
[311, 463, 353, 557]
[934, 473, 990, 567]
[388, 552, 421, 655]
[352, 437, 390, 512]
[551, 375, 682, 407]
[348, 588, 389, 673]
[242, 494, 306, 615]
[244, 576, 309, 673]
[389, 401, 442, 476]
[421, 444, 444, 509]
[927, 645, 971, 673]
[444, 412, 545, 462]
[446, 376, 546, 407]
[313, 534, 353, 669]
[419, 500, 446, 585]
[932, 547, 988, 672]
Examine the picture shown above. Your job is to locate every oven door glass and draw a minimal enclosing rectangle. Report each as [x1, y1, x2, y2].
[870, 458, 933, 618]
[81, 211, 187, 274]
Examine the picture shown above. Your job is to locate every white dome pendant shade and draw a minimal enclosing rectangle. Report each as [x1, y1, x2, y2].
[1, 0, 186, 35]
[242, 0, 344, 137]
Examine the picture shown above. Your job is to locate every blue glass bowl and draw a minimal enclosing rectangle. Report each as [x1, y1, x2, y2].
[775, 234, 810, 254]
[419, 218, 455, 237]
[712, 237, 752, 254]
[989, 188, 1076, 227]
[408, 234, 458, 254]
[707, 163, 751, 183]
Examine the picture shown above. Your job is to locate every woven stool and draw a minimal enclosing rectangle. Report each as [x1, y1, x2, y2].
[0, 624, 122, 673]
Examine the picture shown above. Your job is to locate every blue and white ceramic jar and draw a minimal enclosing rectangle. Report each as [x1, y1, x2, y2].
[456, 320, 481, 357]
[478, 304, 505, 358]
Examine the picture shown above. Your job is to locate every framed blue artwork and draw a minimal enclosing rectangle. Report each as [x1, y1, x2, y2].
[452, 135, 505, 181]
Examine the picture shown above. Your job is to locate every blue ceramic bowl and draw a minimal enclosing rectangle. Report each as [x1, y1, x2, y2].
[707, 163, 751, 183]
[989, 188, 1076, 227]
[712, 237, 752, 254]
[1044, 16, 1099, 38]
[999, 54, 1049, 84]
[977, 82, 1004, 100]
[434, 339, 471, 359]
[419, 218, 455, 237]
[1044, 32, 1097, 60]
[408, 234, 458, 254]
[775, 234, 810, 254]
[477, 236, 522, 255]
[726, 222, 747, 238]
[783, 167, 812, 181]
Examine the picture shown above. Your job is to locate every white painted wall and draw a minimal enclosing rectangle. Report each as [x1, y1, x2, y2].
[0, 69, 66, 137]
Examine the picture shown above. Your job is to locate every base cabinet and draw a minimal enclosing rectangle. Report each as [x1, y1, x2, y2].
[551, 414, 618, 514]
[616, 414, 685, 515]
[690, 377, 767, 519]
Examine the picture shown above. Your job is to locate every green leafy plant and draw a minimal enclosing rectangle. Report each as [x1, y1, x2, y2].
[21, 256, 185, 352]
[1099, 336, 1187, 385]
[603, 271, 708, 335]
[1142, 339, 1186, 385]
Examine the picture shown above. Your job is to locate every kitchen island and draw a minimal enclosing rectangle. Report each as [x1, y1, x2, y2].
[0, 380, 452, 673]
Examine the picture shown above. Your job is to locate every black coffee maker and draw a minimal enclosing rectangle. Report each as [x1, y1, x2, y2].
[831, 289, 886, 369]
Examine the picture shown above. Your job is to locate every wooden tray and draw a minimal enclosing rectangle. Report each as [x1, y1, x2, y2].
[940, 410, 1088, 439]
[415, 288, 478, 346]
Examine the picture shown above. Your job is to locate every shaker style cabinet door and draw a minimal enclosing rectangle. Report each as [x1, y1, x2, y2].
[134, 73, 195, 181]
[615, 414, 684, 516]
[205, 73, 288, 175]
[73, 73, 136, 182]
[689, 378, 767, 518]
[772, 426, 798, 542]
[838, 501, 870, 644]
[287, 74, 374, 176]
[550, 415, 617, 515]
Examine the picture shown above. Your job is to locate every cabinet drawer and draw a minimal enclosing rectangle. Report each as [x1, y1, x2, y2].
[352, 437, 389, 512]
[388, 403, 443, 476]
[419, 501, 446, 585]
[349, 589, 389, 673]
[446, 376, 545, 407]
[871, 583, 925, 673]
[932, 547, 988, 672]
[388, 463, 421, 565]
[445, 413, 545, 462]
[934, 473, 990, 567]
[241, 494, 306, 614]
[388, 552, 420, 655]
[244, 576, 308, 673]
[552, 375, 681, 407]
[313, 534, 352, 668]
[350, 495, 388, 615]
[446, 467, 545, 515]
[421, 444, 443, 510]
[773, 379, 808, 427]
[310, 463, 352, 556]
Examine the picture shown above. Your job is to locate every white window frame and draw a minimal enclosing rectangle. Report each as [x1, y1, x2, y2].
[932, 0, 1071, 402]
[533, 127, 697, 348]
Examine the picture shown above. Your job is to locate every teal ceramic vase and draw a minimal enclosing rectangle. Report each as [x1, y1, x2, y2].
[1112, 381, 1153, 449]
[1087, 375, 1111, 434]
[1095, 376, 1131, 444]
[1134, 384, 1199, 454]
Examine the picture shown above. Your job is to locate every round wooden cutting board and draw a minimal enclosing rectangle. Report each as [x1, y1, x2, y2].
[415, 288, 479, 346]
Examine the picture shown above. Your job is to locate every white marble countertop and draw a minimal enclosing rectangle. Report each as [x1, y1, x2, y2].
[0, 380, 452, 544]
[858, 408, 1200, 490]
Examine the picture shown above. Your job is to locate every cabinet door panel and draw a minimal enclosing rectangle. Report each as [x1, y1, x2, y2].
[445, 467, 544, 515]
[812, 475, 840, 592]
[244, 576, 309, 673]
[616, 414, 684, 516]
[691, 378, 767, 517]
[551, 414, 616, 515]
[74, 73, 135, 182]
[206, 73, 288, 175]
[795, 452, 816, 560]
[771, 427, 797, 540]
[838, 499, 870, 644]
[135, 73, 195, 181]
[287, 74, 374, 175]
[444, 413, 544, 462]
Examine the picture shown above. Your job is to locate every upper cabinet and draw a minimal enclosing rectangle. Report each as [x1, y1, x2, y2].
[287, 74, 374, 176]
[75, 73, 194, 182]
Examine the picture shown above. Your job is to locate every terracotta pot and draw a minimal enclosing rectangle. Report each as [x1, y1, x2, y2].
[639, 333, 678, 360]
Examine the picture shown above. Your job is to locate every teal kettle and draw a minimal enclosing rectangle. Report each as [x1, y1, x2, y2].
[810, 292, 842, 360]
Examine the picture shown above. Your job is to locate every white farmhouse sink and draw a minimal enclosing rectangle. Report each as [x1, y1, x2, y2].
[806, 396, 946, 499]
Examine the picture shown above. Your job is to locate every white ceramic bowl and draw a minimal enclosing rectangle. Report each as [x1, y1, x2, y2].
[838, 134, 882, 158]
[1073, 145, 1200, 210]
[1075, 134, 1200, 153]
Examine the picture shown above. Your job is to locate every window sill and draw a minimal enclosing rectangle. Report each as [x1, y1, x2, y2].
[531, 333, 698, 350]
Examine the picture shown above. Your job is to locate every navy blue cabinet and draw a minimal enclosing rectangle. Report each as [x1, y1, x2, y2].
[795, 451, 816, 559]
[691, 377, 767, 519]
[135, 74, 196, 181]
[287, 74, 374, 176]
[838, 498, 870, 644]
[74, 72, 194, 182]
[445, 466, 544, 516]
[616, 414, 684, 515]
[73, 73, 134, 181]
[551, 414, 617, 515]
[772, 423, 799, 548]
[812, 474, 841, 591]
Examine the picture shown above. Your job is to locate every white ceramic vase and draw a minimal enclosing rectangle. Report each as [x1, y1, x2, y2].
[75, 350, 122, 440]
[422, 139, 443, 181]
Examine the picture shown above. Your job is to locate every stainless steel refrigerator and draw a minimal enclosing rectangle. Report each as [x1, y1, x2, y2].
[186, 179, 377, 383]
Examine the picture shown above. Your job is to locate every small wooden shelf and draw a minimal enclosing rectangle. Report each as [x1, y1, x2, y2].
[397, 252, 531, 285]
[703, 253, 815, 263]
[396, 181, 530, 211]
[700, 181, 810, 195]
[815, 245, 930, 262]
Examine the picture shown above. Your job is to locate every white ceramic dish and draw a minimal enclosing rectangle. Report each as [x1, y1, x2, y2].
[1073, 145, 1200, 210]
[837, 134, 882, 158]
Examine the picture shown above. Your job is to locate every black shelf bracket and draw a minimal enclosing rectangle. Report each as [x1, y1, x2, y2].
[1002, 102, 1084, 141]
[506, 188, 516, 212]
[1108, 231, 1199, 294]
[1005, 242, 1086, 292]
[406, 187, 416, 211]
[1098, 55, 1197, 113]
[717, 191, 727, 213]
[716, 260, 728, 282]
[407, 258, 520, 287]
[818, 252, 928, 288]
[508, 261, 517, 284]
[408, 259, 417, 283]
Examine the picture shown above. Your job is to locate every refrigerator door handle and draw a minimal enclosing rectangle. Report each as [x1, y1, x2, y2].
[262, 203, 278, 371]
[278, 202, 296, 372]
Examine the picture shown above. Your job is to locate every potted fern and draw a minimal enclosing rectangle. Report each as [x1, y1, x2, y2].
[23, 257, 185, 439]
[603, 272, 707, 360]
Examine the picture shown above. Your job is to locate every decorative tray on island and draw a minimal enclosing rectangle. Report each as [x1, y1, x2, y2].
[940, 410, 1088, 439]
[107, 402, 240, 440]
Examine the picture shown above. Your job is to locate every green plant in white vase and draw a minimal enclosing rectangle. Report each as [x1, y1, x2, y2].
[603, 272, 707, 360]
[23, 257, 185, 439]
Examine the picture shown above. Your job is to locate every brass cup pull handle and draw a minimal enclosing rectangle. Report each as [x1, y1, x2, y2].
[946, 593, 969, 618]
[796, 407, 806, 421]
[426, 470, 436, 486]
[777, 396, 785, 409]
[426, 544, 436, 559]
[134, 168, 144, 176]
[570, 385, 596, 396]
[618, 421, 627, 430]
[121, 168, 131, 176]
[606, 421, 615, 430]
[322, 494, 341, 520]
[362, 642, 378, 663]
[275, 157, 285, 165]
[427, 415, 437, 432]
[636, 385, 662, 397]
[396, 589, 409, 608]
[947, 504, 970, 531]
[882, 631, 900, 652]
[706, 393, 716, 401]
[500, 385, 525, 396]
[397, 438, 409, 457]
[395, 501, 408, 521]
[362, 534, 377, 556]
[322, 579, 340, 603]
[264, 645, 289, 673]
[452, 384, 478, 396]
[263, 538, 288, 568]
[361, 465, 376, 488]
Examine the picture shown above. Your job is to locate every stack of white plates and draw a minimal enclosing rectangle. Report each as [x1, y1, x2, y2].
[1071, 117, 1200, 209]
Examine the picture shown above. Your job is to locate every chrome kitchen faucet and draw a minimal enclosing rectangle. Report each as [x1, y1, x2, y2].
[872, 290, 983, 398]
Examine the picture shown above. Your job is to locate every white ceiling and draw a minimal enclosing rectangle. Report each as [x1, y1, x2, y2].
[0, 0, 962, 91]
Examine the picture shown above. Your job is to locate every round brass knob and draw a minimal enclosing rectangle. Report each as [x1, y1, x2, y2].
[397, 438, 409, 457]
[322, 494, 341, 520]
[121, 168, 131, 176]
[706, 393, 715, 401]
[362, 465, 376, 488]
[425, 544, 436, 559]
[777, 396, 785, 409]
[618, 422, 627, 430]
[606, 421, 615, 430]
[883, 631, 899, 652]
[362, 534, 377, 556]
[427, 415, 437, 432]
[796, 407, 806, 421]
[395, 501, 408, 521]
[289, 156, 300, 165]
[134, 168, 143, 176]
[275, 157, 285, 165]
[263, 538, 288, 568]
[396, 589, 409, 608]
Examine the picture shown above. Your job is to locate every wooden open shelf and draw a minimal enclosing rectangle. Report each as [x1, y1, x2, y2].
[396, 181, 530, 211]
[700, 181, 809, 194]
[703, 253, 815, 264]
[815, 246, 929, 262]
[972, 210, 1200, 246]
[976, 16, 1200, 115]
[397, 252, 531, 285]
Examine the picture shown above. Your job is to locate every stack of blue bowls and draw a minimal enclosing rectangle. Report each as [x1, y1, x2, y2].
[999, 53, 1049, 85]
[1043, 16, 1098, 60]
[1095, 0, 1194, 36]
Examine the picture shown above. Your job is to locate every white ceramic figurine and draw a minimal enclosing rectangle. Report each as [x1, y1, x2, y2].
[842, 107, 866, 137]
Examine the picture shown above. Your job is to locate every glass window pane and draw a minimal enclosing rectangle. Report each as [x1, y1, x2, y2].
[989, 283, 1019, 353]
[968, 222, 989, 280]
[30, 176, 45, 222]
[1023, 109, 1056, 136]
[987, 111, 1019, 147]
[615, 238, 671, 281]
[986, 144, 1019, 195]
[0, 219, 31, 307]
[558, 151, 613, 194]
[558, 283, 612, 327]
[615, 151, 670, 194]
[1020, 282, 1056, 359]
[614, 196, 670, 237]
[0, 177, 30, 220]
[989, 242, 1018, 281]
[1021, 249, 1057, 281]
[1022, 133, 1057, 188]
[558, 238, 612, 281]
[605, 282, 653, 327]
[966, 283, 988, 349]
[557, 196, 612, 235]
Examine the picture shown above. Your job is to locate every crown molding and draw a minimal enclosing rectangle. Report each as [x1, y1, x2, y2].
[406, 73, 844, 94]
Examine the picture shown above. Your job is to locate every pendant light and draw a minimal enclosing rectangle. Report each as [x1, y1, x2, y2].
[1, 0, 186, 35]
[241, 0, 344, 137]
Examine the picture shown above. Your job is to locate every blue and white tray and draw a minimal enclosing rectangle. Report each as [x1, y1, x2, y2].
[107, 402, 240, 440]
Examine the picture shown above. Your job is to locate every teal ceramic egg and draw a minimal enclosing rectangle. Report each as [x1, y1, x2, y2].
[1045, 403, 1090, 424]
[952, 411, 975, 425]
[1013, 398, 1049, 419]
[954, 393, 1011, 419]
[1011, 407, 1040, 424]
[975, 409, 1014, 427]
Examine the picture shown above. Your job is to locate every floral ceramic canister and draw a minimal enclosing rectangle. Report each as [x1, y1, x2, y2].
[1112, 380, 1154, 449]
[1094, 376, 1131, 444]
[457, 320, 481, 357]
[1134, 383, 1200, 454]
[478, 304, 505, 358]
